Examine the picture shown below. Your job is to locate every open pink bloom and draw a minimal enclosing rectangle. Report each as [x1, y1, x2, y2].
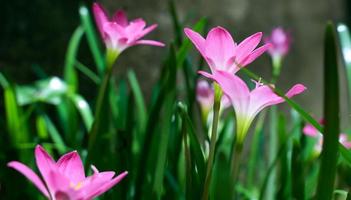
[184, 26, 271, 74]
[92, 3, 164, 54]
[264, 27, 291, 58]
[8, 145, 127, 200]
[196, 80, 230, 113]
[200, 70, 306, 143]
[303, 120, 351, 151]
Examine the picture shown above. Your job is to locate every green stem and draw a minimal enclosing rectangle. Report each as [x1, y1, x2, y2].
[266, 106, 278, 200]
[86, 51, 119, 166]
[202, 83, 222, 200]
[271, 55, 282, 84]
[247, 111, 267, 187]
[230, 141, 243, 199]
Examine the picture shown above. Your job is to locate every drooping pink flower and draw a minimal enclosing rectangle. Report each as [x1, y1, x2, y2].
[184, 26, 271, 74]
[264, 27, 291, 58]
[200, 70, 306, 143]
[92, 3, 164, 54]
[8, 145, 127, 199]
[303, 119, 351, 151]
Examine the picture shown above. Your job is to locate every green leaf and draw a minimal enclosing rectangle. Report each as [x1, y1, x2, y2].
[176, 18, 207, 69]
[316, 22, 340, 200]
[127, 70, 147, 133]
[337, 23, 351, 111]
[16, 77, 67, 105]
[79, 5, 105, 75]
[177, 102, 205, 198]
[64, 26, 84, 93]
[75, 60, 101, 84]
[70, 94, 94, 131]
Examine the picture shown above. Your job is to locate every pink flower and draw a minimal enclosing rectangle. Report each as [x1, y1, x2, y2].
[196, 80, 230, 113]
[7, 145, 127, 200]
[92, 3, 164, 54]
[303, 119, 351, 151]
[200, 70, 306, 143]
[265, 27, 291, 58]
[184, 26, 271, 74]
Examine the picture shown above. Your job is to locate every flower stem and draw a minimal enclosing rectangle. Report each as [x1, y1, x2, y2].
[202, 83, 222, 200]
[86, 51, 119, 166]
[230, 140, 243, 198]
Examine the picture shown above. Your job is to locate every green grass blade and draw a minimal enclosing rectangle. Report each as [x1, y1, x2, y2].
[127, 70, 147, 133]
[70, 94, 93, 131]
[315, 22, 340, 200]
[176, 18, 207, 69]
[64, 26, 84, 93]
[79, 5, 105, 75]
[75, 60, 101, 84]
[337, 23, 351, 109]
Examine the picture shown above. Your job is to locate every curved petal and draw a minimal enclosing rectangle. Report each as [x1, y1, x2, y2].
[88, 171, 128, 199]
[199, 70, 250, 116]
[135, 40, 165, 47]
[205, 27, 235, 69]
[56, 151, 85, 184]
[240, 43, 272, 67]
[248, 84, 306, 118]
[92, 3, 109, 39]
[134, 24, 158, 41]
[125, 18, 146, 40]
[7, 161, 49, 197]
[236, 32, 262, 62]
[184, 28, 206, 58]
[76, 166, 117, 199]
[35, 145, 56, 186]
[113, 10, 128, 27]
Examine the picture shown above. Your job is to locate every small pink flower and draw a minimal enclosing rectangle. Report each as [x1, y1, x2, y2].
[196, 80, 230, 113]
[92, 3, 164, 54]
[303, 119, 351, 151]
[265, 27, 291, 58]
[184, 26, 271, 74]
[8, 145, 127, 199]
[200, 70, 306, 143]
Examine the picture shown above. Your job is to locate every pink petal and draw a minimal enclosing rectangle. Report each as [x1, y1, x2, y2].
[249, 84, 306, 118]
[135, 40, 165, 47]
[7, 161, 49, 197]
[285, 84, 307, 98]
[240, 43, 272, 67]
[46, 170, 76, 199]
[236, 32, 263, 63]
[56, 151, 85, 184]
[339, 134, 351, 149]
[113, 10, 128, 27]
[134, 24, 158, 41]
[103, 22, 126, 40]
[199, 70, 250, 115]
[303, 124, 319, 137]
[88, 171, 128, 199]
[205, 27, 235, 69]
[76, 166, 121, 199]
[125, 18, 146, 40]
[92, 3, 110, 39]
[35, 145, 56, 186]
[184, 28, 206, 58]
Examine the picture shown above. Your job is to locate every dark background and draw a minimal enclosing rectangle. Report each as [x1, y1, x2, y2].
[0, 0, 350, 124]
